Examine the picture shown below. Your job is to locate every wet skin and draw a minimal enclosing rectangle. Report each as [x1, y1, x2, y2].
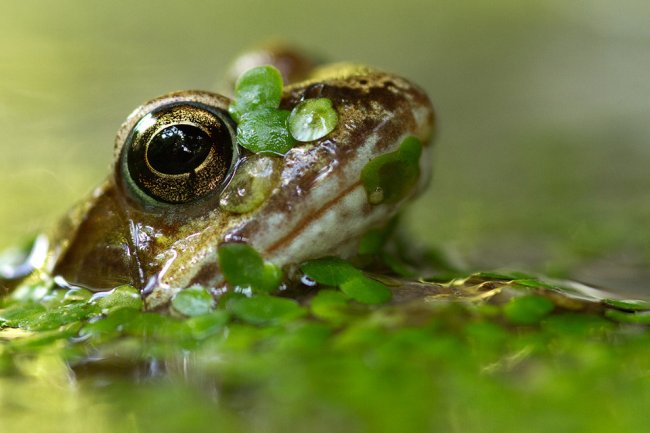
[6, 47, 435, 309]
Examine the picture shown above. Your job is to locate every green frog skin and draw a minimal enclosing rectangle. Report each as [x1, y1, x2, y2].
[12, 47, 435, 309]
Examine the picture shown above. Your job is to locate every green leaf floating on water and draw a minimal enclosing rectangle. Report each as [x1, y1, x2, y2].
[361, 136, 423, 205]
[236, 109, 295, 155]
[300, 257, 360, 286]
[218, 243, 282, 293]
[91, 285, 143, 314]
[171, 286, 215, 317]
[226, 294, 304, 326]
[301, 257, 392, 304]
[288, 98, 338, 142]
[340, 275, 392, 305]
[310, 290, 350, 324]
[602, 298, 650, 312]
[184, 310, 230, 339]
[0, 301, 95, 332]
[229, 65, 283, 123]
[605, 309, 650, 325]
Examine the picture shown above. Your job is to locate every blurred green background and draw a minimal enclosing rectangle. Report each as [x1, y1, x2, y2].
[1, 0, 649, 294]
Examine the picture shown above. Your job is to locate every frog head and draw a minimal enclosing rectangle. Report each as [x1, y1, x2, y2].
[19, 46, 436, 309]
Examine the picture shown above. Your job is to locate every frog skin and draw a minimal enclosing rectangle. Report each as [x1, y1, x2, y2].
[5, 46, 435, 309]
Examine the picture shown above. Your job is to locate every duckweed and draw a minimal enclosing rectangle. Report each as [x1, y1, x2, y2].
[605, 309, 650, 324]
[226, 294, 305, 326]
[229, 65, 295, 155]
[602, 298, 650, 311]
[228, 65, 283, 123]
[361, 136, 422, 205]
[229, 66, 337, 155]
[300, 256, 360, 286]
[236, 108, 295, 155]
[310, 289, 350, 323]
[171, 286, 215, 317]
[1, 260, 650, 433]
[340, 275, 392, 304]
[301, 256, 392, 304]
[217, 242, 282, 293]
[91, 285, 142, 314]
[184, 310, 229, 339]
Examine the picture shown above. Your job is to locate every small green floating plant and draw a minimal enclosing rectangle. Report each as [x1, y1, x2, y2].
[229, 65, 338, 155]
[2, 237, 650, 433]
[229, 65, 285, 123]
[1, 254, 649, 355]
[301, 256, 392, 304]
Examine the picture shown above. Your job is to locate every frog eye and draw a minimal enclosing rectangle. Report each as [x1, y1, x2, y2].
[121, 102, 238, 204]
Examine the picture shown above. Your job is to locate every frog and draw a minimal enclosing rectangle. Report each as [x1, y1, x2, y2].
[1, 45, 435, 310]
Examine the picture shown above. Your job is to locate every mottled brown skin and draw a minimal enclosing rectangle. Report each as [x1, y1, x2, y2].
[10, 48, 436, 310]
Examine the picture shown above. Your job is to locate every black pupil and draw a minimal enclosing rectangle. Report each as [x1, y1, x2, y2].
[147, 124, 212, 175]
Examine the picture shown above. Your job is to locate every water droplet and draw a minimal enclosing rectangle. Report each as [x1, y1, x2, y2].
[369, 187, 384, 204]
[220, 155, 281, 213]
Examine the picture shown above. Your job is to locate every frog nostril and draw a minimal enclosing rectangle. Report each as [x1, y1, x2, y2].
[304, 83, 325, 98]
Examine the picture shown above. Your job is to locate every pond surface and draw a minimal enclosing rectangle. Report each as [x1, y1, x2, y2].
[2, 269, 650, 433]
[1, 1, 650, 432]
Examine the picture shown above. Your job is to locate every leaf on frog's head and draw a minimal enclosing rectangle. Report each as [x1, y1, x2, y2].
[229, 66, 338, 155]
[228, 65, 298, 155]
[236, 109, 295, 155]
[229, 65, 283, 123]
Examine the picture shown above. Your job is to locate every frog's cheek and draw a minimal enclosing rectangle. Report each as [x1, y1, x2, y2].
[49, 184, 139, 291]
[54, 242, 134, 290]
